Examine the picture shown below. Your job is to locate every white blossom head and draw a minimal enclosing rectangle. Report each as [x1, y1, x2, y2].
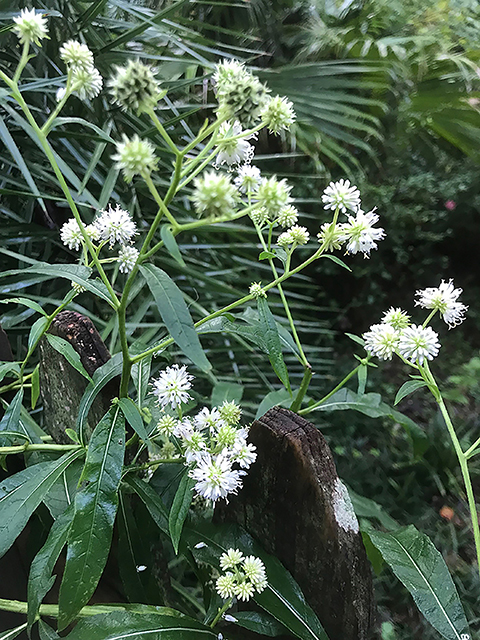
[249, 282, 267, 298]
[118, 245, 139, 273]
[363, 323, 400, 361]
[95, 205, 137, 247]
[151, 364, 194, 409]
[234, 165, 262, 193]
[189, 452, 244, 502]
[157, 414, 178, 436]
[398, 325, 441, 365]
[194, 407, 223, 432]
[60, 218, 98, 251]
[215, 550, 267, 601]
[13, 8, 48, 45]
[59, 40, 94, 72]
[277, 204, 298, 228]
[219, 549, 244, 570]
[317, 221, 346, 252]
[322, 179, 361, 213]
[256, 176, 293, 216]
[218, 400, 242, 426]
[71, 66, 103, 100]
[113, 134, 158, 183]
[261, 95, 296, 134]
[215, 121, 256, 168]
[192, 170, 239, 218]
[381, 307, 410, 330]
[415, 279, 468, 328]
[341, 208, 385, 257]
[277, 225, 309, 248]
[109, 59, 161, 115]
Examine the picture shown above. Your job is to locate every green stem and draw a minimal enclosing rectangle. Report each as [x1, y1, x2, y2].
[299, 364, 362, 415]
[422, 309, 437, 328]
[144, 174, 178, 227]
[148, 109, 180, 156]
[0, 443, 83, 455]
[42, 73, 72, 134]
[13, 40, 30, 84]
[0, 598, 142, 619]
[465, 435, 480, 459]
[290, 367, 313, 413]
[210, 598, 233, 628]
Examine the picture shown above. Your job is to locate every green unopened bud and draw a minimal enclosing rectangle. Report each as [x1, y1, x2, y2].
[192, 170, 239, 218]
[112, 134, 158, 183]
[261, 95, 296, 134]
[249, 282, 267, 298]
[256, 176, 293, 216]
[109, 60, 161, 115]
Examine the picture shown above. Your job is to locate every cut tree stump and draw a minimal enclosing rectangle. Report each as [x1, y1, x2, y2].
[39, 310, 118, 443]
[215, 405, 376, 640]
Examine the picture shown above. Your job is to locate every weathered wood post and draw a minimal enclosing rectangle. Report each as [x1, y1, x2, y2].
[215, 405, 376, 640]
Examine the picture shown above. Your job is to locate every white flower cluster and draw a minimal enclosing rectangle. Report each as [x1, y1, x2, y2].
[13, 8, 48, 45]
[363, 280, 467, 366]
[317, 180, 385, 258]
[151, 365, 256, 502]
[59, 39, 102, 100]
[216, 549, 267, 601]
[59, 205, 139, 275]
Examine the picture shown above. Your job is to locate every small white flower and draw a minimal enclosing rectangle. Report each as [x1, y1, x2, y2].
[189, 452, 244, 502]
[398, 325, 441, 365]
[317, 221, 345, 252]
[13, 8, 48, 45]
[215, 423, 239, 449]
[60, 218, 83, 251]
[242, 556, 267, 590]
[278, 225, 309, 247]
[249, 282, 267, 298]
[277, 204, 298, 228]
[261, 95, 296, 134]
[363, 323, 400, 360]
[216, 572, 237, 599]
[194, 407, 223, 432]
[152, 364, 194, 409]
[249, 207, 269, 227]
[60, 40, 94, 72]
[235, 580, 255, 601]
[322, 179, 361, 213]
[415, 279, 468, 328]
[95, 205, 137, 247]
[234, 165, 262, 193]
[341, 208, 385, 257]
[71, 66, 103, 100]
[192, 170, 239, 218]
[181, 429, 207, 464]
[216, 121, 256, 168]
[381, 307, 410, 330]
[231, 440, 257, 469]
[220, 548, 245, 570]
[256, 176, 293, 216]
[157, 414, 178, 436]
[113, 134, 158, 183]
[118, 245, 139, 273]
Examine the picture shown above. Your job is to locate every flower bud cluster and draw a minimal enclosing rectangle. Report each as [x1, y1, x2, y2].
[215, 549, 267, 601]
[108, 60, 161, 115]
[59, 39, 102, 100]
[113, 134, 158, 183]
[59, 204, 139, 275]
[363, 280, 467, 366]
[151, 366, 256, 502]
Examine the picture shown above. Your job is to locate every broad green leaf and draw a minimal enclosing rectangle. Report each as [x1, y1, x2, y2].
[0, 263, 116, 308]
[131, 344, 152, 405]
[184, 522, 329, 640]
[140, 264, 211, 372]
[161, 224, 186, 267]
[58, 407, 125, 630]
[169, 470, 195, 555]
[63, 611, 216, 640]
[76, 352, 123, 444]
[0, 623, 28, 640]
[118, 397, 150, 444]
[347, 488, 398, 530]
[38, 620, 60, 640]
[27, 504, 74, 632]
[31, 364, 40, 409]
[256, 389, 292, 419]
[46, 334, 93, 383]
[394, 380, 428, 405]
[257, 297, 291, 392]
[0, 450, 83, 559]
[125, 476, 168, 535]
[259, 250, 276, 260]
[28, 316, 49, 352]
[0, 389, 24, 445]
[369, 526, 469, 640]
[0, 362, 20, 383]
[117, 492, 150, 604]
[1, 297, 47, 316]
[233, 611, 289, 637]
[41, 458, 84, 520]
[211, 381, 244, 408]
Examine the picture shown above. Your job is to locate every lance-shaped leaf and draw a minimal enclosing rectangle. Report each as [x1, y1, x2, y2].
[117, 492, 150, 604]
[394, 380, 428, 405]
[168, 470, 195, 554]
[0, 623, 28, 640]
[0, 388, 24, 445]
[28, 504, 74, 632]
[46, 334, 93, 383]
[63, 611, 217, 640]
[368, 526, 469, 640]
[117, 397, 150, 445]
[140, 264, 211, 372]
[257, 297, 291, 392]
[58, 407, 125, 631]
[0, 450, 84, 559]
[160, 224, 186, 267]
[125, 476, 168, 535]
[38, 621, 61, 640]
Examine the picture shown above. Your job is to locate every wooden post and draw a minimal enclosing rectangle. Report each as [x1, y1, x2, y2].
[215, 406, 376, 640]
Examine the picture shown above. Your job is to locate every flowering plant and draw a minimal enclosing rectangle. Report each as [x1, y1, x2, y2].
[0, 9, 476, 640]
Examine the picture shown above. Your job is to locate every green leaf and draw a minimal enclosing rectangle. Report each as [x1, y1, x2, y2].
[0, 297, 47, 316]
[394, 380, 428, 405]
[46, 334, 93, 383]
[256, 388, 292, 419]
[117, 397, 150, 444]
[58, 407, 125, 630]
[210, 381, 244, 408]
[27, 504, 74, 632]
[63, 611, 217, 640]
[131, 342, 152, 405]
[233, 611, 289, 637]
[168, 470, 195, 555]
[38, 620, 61, 640]
[76, 353, 123, 444]
[40, 458, 84, 520]
[184, 522, 329, 640]
[0, 362, 20, 383]
[357, 363, 367, 395]
[125, 476, 168, 536]
[345, 333, 365, 346]
[0, 450, 83, 559]
[161, 225, 186, 267]
[117, 492, 150, 604]
[257, 297, 291, 392]
[140, 264, 211, 372]
[31, 364, 40, 409]
[369, 526, 469, 640]
[320, 254, 352, 271]
[0, 389, 24, 445]
[259, 250, 276, 261]
[28, 316, 49, 352]
[348, 488, 398, 530]
[0, 623, 28, 640]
